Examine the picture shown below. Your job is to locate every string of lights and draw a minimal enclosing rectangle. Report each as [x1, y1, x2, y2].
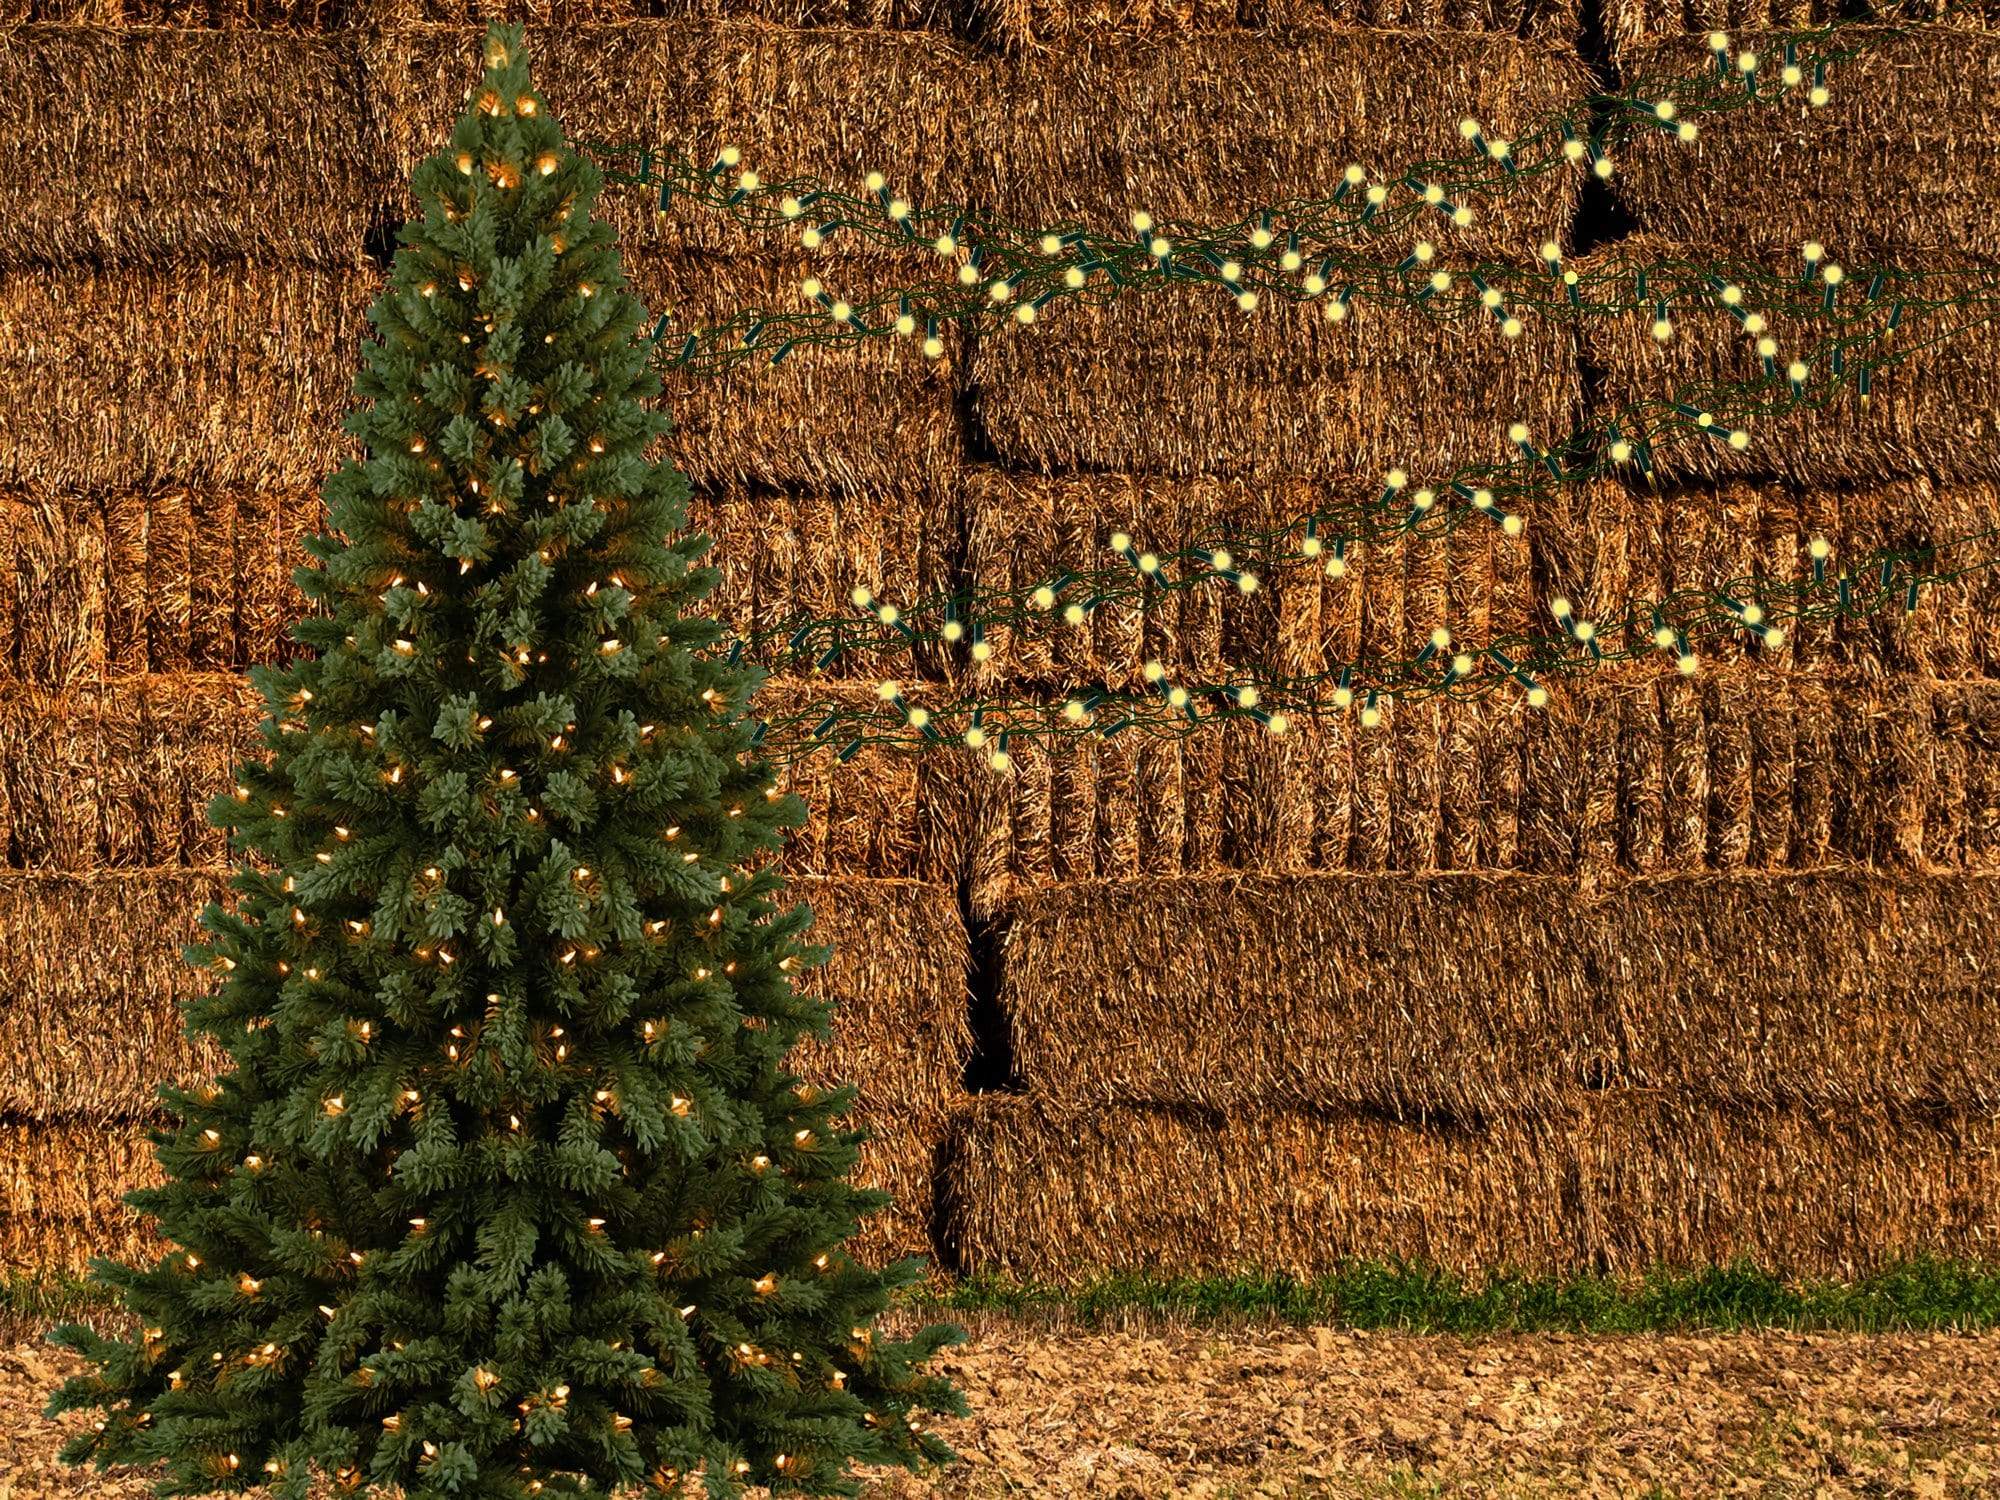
[559, 11, 1991, 774]
[731, 269, 2000, 677]
[743, 522, 2000, 770]
[574, 20, 1893, 373]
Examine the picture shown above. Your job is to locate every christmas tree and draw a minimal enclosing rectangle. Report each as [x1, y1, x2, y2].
[44, 24, 966, 1497]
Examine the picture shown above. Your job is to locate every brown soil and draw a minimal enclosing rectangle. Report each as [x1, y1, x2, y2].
[2, 1321, 1995, 1498]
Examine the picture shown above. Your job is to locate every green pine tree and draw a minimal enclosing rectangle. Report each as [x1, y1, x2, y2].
[44, 24, 966, 1497]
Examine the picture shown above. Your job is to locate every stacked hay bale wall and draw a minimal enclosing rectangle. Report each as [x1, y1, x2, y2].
[4, 1, 1996, 1290]
[937, 7, 2000, 1281]
[0, 21, 987, 1280]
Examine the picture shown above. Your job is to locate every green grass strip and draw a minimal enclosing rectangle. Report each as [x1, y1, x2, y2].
[10, 1257, 2000, 1345]
[908, 1257, 2000, 1334]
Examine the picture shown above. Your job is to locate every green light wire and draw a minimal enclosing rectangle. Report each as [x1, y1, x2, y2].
[748, 521, 2000, 767]
[564, 11, 1991, 766]
[752, 271, 2000, 673]
[577, 18, 1894, 372]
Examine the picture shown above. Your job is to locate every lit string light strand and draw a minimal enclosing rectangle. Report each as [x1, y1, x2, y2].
[743, 524, 2000, 767]
[577, 22, 1890, 372]
[729, 266, 2000, 678]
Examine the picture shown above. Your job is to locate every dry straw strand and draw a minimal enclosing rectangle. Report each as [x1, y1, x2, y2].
[944, 1091, 2000, 1283]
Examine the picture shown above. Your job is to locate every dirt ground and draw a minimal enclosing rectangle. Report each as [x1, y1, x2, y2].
[2, 1318, 1995, 1498]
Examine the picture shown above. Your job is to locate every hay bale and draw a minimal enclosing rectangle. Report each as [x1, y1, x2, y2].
[0, 1105, 953, 1276]
[359, 0, 964, 27]
[0, 674, 979, 880]
[1578, 235, 2000, 486]
[943, 1092, 2000, 1283]
[1610, 28, 2000, 256]
[0, 28, 377, 267]
[994, 870, 2000, 1115]
[1001, 872, 1601, 1117]
[966, 662, 1998, 912]
[1605, 0, 1999, 63]
[0, 492, 106, 692]
[0, 477, 957, 686]
[0, 263, 376, 495]
[983, 32, 1590, 259]
[102, 0, 347, 19]
[365, 22, 991, 264]
[0, 258, 957, 502]
[968, 255, 1580, 482]
[746, 681, 986, 881]
[687, 482, 963, 677]
[1533, 478, 2000, 681]
[0, 1119, 168, 1277]
[974, 0, 1577, 53]
[0, 675, 260, 869]
[961, 468, 1535, 690]
[0, 868, 970, 1117]
[628, 253, 964, 499]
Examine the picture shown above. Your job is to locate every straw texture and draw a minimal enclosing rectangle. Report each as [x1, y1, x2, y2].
[964, 472, 2000, 692]
[0, 479, 964, 686]
[359, 0, 965, 28]
[995, 870, 2000, 1116]
[964, 470, 1534, 691]
[0, 258, 956, 503]
[0, 27, 377, 267]
[982, 32, 1591, 258]
[628, 253, 965, 499]
[1606, 0, 1999, 59]
[1, 1111, 948, 1275]
[1612, 29, 2000, 256]
[1533, 478, 2000, 680]
[965, 662, 2000, 912]
[944, 1092, 2000, 1283]
[1579, 237, 2000, 487]
[969, 279, 1580, 482]
[975, 0, 1579, 53]
[366, 23, 992, 262]
[0, 263, 375, 495]
[0, 675, 980, 881]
